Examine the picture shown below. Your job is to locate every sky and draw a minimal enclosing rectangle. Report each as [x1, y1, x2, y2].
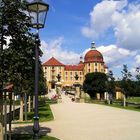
[29, 0, 140, 79]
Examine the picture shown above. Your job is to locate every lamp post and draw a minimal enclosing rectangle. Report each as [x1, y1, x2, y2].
[27, 0, 49, 139]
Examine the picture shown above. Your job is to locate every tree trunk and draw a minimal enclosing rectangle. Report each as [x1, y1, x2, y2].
[8, 93, 12, 140]
[123, 94, 126, 107]
[28, 95, 31, 112]
[0, 93, 4, 140]
[12, 93, 15, 121]
[19, 94, 24, 121]
[4, 92, 7, 140]
[24, 93, 27, 121]
[107, 93, 110, 105]
[0, 123, 3, 140]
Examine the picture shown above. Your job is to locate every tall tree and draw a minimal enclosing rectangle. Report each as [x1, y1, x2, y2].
[83, 72, 107, 99]
[1, 0, 47, 121]
[135, 67, 140, 96]
[121, 65, 133, 96]
[107, 70, 116, 103]
[119, 65, 132, 106]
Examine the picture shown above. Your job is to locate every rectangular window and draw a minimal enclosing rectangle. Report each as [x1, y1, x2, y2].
[65, 77, 68, 81]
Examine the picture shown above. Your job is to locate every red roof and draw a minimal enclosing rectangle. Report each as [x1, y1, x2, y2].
[65, 64, 84, 71]
[84, 50, 103, 63]
[43, 57, 64, 66]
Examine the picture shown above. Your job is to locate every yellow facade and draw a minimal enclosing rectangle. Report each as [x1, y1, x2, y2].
[43, 59, 107, 90]
[43, 42, 108, 90]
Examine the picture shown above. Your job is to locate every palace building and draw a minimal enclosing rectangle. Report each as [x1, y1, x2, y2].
[42, 42, 108, 90]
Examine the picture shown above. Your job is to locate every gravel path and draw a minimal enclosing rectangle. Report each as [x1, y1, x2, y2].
[12, 94, 140, 140]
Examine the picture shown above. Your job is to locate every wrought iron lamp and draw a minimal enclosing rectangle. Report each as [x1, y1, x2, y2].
[27, 0, 49, 139]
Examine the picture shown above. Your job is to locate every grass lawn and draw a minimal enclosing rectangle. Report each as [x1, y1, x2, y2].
[12, 98, 59, 139]
[27, 104, 54, 122]
[13, 97, 56, 124]
[105, 103, 140, 112]
[11, 134, 59, 140]
[126, 97, 140, 103]
[85, 98, 140, 112]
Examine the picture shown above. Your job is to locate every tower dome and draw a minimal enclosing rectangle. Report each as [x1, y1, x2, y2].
[84, 42, 103, 63]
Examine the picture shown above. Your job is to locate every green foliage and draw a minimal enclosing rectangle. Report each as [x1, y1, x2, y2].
[119, 65, 133, 97]
[27, 104, 54, 122]
[107, 70, 116, 98]
[86, 98, 140, 112]
[0, 0, 47, 96]
[135, 67, 140, 96]
[127, 97, 140, 103]
[83, 72, 107, 98]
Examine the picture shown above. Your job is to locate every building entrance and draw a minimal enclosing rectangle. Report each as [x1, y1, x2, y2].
[51, 82, 55, 89]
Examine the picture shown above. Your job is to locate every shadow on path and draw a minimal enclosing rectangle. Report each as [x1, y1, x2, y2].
[12, 125, 51, 135]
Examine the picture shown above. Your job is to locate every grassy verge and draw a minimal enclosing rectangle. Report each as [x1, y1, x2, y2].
[11, 134, 59, 140]
[126, 97, 140, 103]
[12, 97, 55, 124]
[27, 104, 54, 122]
[85, 98, 140, 112]
[104, 102, 140, 112]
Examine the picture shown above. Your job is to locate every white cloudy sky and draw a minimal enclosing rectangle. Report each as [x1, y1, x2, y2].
[39, 0, 140, 78]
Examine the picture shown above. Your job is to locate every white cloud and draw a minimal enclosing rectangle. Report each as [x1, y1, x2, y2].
[112, 3, 140, 50]
[40, 37, 140, 79]
[40, 37, 81, 64]
[79, 43, 133, 70]
[134, 55, 140, 65]
[82, 0, 140, 50]
[97, 44, 132, 68]
[82, 0, 127, 38]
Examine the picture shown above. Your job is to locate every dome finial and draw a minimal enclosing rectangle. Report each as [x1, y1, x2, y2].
[91, 41, 96, 50]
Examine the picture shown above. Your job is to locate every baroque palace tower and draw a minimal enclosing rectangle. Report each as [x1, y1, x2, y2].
[42, 42, 108, 90]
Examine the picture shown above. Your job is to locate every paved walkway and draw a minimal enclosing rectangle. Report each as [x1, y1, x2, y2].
[13, 94, 140, 140]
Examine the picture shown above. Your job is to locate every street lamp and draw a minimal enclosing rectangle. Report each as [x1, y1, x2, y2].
[27, 0, 49, 29]
[27, 0, 49, 139]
